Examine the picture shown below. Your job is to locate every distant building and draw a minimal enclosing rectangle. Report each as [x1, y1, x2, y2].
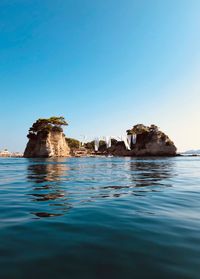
[0, 149, 23, 157]
[11, 152, 23, 157]
[0, 149, 11, 157]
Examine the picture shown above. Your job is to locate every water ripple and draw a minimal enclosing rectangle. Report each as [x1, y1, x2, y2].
[0, 157, 200, 279]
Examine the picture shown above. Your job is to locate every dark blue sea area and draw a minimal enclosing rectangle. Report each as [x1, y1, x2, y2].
[0, 157, 199, 279]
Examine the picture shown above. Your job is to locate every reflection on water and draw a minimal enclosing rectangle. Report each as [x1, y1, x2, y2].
[1, 157, 200, 279]
[27, 158, 69, 182]
[26, 158, 175, 218]
[27, 159, 72, 218]
[88, 158, 175, 201]
[128, 159, 175, 187]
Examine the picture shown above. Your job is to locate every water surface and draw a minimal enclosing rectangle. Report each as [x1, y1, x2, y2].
[0, 157, 200, 279]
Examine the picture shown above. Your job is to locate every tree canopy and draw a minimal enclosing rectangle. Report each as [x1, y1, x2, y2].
[127, 124, 159, 135]
[28, 116, 68, 137]
[66, 138, 80, 149]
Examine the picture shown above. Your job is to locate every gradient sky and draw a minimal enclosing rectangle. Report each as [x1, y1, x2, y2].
[0, 0, 200, 152]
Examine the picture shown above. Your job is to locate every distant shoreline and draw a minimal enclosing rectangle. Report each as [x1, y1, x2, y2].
[0, 153, 200, 159]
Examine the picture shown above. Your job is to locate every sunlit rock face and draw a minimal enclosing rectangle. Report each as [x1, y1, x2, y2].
[108, 124, 177, 156]
[24, 131, 70, 158]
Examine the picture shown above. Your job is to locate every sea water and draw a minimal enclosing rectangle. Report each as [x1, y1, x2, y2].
[0, 157, 199, 279]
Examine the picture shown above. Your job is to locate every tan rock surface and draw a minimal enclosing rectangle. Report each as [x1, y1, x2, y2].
[24, 131, 70, 158]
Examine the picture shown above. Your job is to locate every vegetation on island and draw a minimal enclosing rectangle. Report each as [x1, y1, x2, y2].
[84, 140, 105, 150]
[84, 139, 118, 150]
[127, 124, 159, 135]
[27, 116, 68, 138]
[127, 123, 174, 146]
[66, 138, 80, 149]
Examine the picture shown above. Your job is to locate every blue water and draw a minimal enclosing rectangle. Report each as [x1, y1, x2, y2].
[0, 157, 200, 279]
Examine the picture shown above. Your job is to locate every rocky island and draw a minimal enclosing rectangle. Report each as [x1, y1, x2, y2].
[107, 124, 176, 156]
[24, 117, 177, 158]
[24, 117, 70, 158]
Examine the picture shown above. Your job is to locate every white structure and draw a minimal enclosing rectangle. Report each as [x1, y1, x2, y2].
[0, 149, 11, 157]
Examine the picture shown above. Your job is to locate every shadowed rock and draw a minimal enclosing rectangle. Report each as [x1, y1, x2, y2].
[99, 124, 177, 156]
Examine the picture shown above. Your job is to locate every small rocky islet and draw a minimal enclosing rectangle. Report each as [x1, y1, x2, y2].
[23, 116, 177, 158]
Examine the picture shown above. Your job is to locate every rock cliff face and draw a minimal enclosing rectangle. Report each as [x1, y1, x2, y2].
[24, 116, 71, 158]
[133, 130, 177, 156]
[24, 131, 70, 158]
[98, 124, 177, 156]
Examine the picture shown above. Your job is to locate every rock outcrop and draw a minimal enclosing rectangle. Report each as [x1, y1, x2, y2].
[24, 130, 70, 158]
[24, 119, 177, 158]
[97, 124, 177, 156]
[24, 117, 70, 158]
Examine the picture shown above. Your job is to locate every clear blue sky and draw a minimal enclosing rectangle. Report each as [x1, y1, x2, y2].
[0, 0, 200, 152]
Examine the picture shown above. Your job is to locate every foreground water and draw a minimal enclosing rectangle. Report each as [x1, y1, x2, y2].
[0, 157, 200, 279]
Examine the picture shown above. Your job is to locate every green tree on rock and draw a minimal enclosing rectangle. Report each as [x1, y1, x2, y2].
[127, 124, 159, 135]
[27, 116, 68, 138]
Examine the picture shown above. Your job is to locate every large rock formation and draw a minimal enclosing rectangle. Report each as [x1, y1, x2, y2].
[24, 130, 70, 158]
[97, 124, 177, 156]
[24, 117, 70, 158]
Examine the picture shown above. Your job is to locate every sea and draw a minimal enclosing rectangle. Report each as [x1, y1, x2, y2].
[0, 156, 199, 279]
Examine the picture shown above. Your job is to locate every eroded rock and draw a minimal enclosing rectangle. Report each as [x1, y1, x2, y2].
[24, 117, 70, 158]
[99, 124, 177, 156]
